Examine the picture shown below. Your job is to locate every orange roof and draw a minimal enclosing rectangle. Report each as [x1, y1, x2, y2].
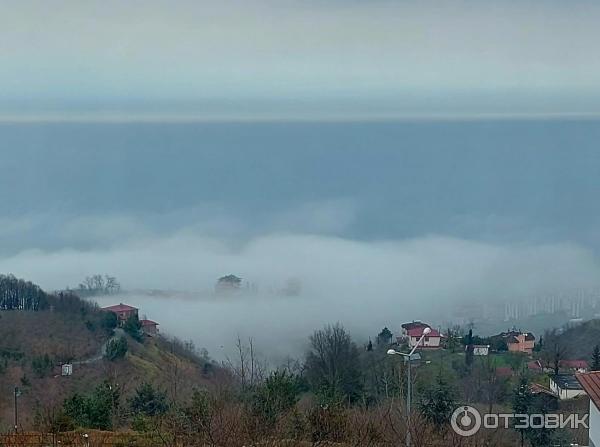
[577, 371, 600, 409]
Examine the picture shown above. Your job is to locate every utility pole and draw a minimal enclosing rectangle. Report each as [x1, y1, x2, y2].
[14, 386, 20, 433]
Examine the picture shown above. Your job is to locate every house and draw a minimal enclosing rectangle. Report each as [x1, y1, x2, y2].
[102, 303, 139, 325]
[576, 371, 600, 446]
[549, 374, 586, 400]
[472, 345, 490, 356]
[140, 319, 159, 336]
[560, 360, 589, 373]
[406, 326, 442, 349]
[496, 330, 535, 354]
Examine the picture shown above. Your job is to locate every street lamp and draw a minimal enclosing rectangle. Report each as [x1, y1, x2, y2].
[388, 326, 431, 447]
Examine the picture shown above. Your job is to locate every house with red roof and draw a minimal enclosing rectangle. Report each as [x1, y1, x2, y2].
[406, 325, 442, 349]
[102, 303, 138, 325]
[577, 371, 600, 446]
[140, 319, 159, 336]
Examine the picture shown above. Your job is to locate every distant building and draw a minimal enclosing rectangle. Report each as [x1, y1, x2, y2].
[140, 319, 159, 336]
[406, 326, 442, 349]
[549, 374, 586, 400]
[102, 303, 139, 325]
[61, 363, 73, 376]
[560, 360, 589, 373]
[494, 330, 535, 354]
[472, 345, 490, 356]
[576, 371, 600, 446]
[216, 274, 242, 294]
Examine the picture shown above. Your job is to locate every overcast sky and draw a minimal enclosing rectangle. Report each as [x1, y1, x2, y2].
[2, 0, 600, 118]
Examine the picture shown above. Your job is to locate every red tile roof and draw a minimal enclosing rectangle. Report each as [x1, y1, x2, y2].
[576, 372, 600, 410]
[407, 327, 441, 337]
[140, 319, 159, 326]
[102, 303, 138, 312]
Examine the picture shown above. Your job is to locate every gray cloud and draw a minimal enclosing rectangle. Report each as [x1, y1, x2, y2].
[1, 1, 600, 117]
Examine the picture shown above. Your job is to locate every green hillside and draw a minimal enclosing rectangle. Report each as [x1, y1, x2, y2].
[0, 275, 216, 432]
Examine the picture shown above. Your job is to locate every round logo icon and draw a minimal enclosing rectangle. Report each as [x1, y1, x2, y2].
[450, 406, 482, 437]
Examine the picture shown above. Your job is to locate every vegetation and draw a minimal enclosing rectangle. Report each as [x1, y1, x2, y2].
[105, 337, 128, 361]
[76, 274, 121, 296]
[0, 274, 594, 446]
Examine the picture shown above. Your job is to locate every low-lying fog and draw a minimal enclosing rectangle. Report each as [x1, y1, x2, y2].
[2, 228, 600, 362]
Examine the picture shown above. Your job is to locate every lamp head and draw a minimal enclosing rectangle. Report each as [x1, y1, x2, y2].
[387, 349, 397, 355]
[423, 327, 432, 335]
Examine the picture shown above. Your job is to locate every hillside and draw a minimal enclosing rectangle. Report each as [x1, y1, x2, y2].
[548, 318, 600, 360]
[0, 275, 218, 431]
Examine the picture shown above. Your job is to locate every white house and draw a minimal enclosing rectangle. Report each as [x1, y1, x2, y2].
[549, 374, 586, 400]
[577, 371, 600, 447]
[472, 345, 490, 356]
[406, 326, 442, 349]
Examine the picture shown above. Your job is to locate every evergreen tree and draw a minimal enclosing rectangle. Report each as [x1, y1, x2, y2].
[592, 345, 600, 372]
[129, 382, 168, 417]
[512, 375, 533, 447]
[420, 371, 456, 428]
[465, 329, 474, 367]
[376, 327, 393, 346]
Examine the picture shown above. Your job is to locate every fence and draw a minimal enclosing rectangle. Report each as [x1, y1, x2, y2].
[0, 431, 164, 447]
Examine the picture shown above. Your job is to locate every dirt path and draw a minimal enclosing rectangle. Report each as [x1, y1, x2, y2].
[72, 328, 125, 365]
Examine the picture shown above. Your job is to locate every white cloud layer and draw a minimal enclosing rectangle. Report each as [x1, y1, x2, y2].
[1, 221, 599, 360]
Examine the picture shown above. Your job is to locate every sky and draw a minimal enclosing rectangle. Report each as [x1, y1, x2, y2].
[2, 0, 600, 119]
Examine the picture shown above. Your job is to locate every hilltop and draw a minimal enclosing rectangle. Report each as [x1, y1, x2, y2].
[0, 274, 219, 431]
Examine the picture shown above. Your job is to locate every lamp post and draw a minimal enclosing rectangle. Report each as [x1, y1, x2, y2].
[387, 326, 432, 447]
[14, 386, 21, 433]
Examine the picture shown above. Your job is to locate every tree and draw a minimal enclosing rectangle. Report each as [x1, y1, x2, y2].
[101, 311, 118, 331]
[305, 323, 362, 403]
[376, 327, 393, 346]
[419, 371, 456, 428]
[250, 370, 301, 427]
[63, 382, 118, 430]
[592, 345, 600, 371]
[464, 329, 474, 367]
[540, 329, 565, 375]
[129, 382, 169, 417]
[512, 375, 533, 447]
[105, 337, 128, 361]
[123, 314, 143, 341]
